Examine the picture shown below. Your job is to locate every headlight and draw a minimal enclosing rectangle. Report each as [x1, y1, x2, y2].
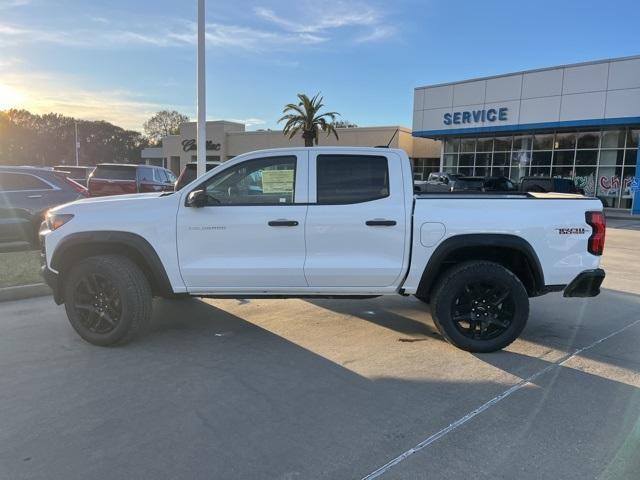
[47, 213, 74, 231]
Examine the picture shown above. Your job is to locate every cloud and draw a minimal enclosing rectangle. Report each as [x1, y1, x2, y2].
[254, 4, 380, 33]
[354, 25, 395, 43]
[253, 1, 394, 43]
[0, 19, 328, 51]
[226, 117, 266, 127]
[0, 67, 171, 130]
[0, 1, 394, 50]
[0, 0, 31, 9]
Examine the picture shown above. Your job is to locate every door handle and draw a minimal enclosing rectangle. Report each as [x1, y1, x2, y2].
[27, 195, 43, 199]
[366, 219, 396, 226]
[268, 220, 299, 227]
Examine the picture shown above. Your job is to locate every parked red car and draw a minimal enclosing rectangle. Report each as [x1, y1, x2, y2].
[88, 164, 177, 197]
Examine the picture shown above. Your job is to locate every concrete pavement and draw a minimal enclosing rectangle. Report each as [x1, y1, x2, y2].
[0, 222, 638, 479]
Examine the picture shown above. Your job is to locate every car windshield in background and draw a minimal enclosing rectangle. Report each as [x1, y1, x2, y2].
[92, 166, 137, 180]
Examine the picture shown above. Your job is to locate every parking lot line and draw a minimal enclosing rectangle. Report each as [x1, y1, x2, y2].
[361, 317, 640, 480]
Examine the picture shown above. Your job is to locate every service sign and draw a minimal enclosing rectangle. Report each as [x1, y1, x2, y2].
[444, 107, 508, 126]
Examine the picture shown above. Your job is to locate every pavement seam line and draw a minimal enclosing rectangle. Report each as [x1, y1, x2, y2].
[360, 318, 640, 480]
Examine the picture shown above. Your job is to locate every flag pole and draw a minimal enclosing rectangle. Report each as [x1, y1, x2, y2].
[196, 0, 206, 178]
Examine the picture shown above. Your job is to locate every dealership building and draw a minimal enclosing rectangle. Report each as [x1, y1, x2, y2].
[142, 121, 441, 180]
[413, 55, 640, 212]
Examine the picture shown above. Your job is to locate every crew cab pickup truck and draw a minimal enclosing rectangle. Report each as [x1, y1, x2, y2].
[40, 147, 606, 352]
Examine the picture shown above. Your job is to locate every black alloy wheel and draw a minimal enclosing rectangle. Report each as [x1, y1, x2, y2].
[63, 255, 152, 346]
[72, 273, 122, 335]
[450, 281, 515, 340]
[431, 261, 529, 353]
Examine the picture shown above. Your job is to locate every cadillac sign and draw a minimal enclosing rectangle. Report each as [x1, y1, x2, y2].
[182, 139, 221, 152]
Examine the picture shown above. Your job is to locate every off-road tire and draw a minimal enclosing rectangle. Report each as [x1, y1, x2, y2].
[63, 255, 152, 346]
[431, 261, 529, 353]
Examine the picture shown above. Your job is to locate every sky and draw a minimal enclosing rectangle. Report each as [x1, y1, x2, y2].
[0, 0, 638, 132]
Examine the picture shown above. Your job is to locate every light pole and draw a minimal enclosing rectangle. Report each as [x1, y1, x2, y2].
[196, 0, 206, 178]
[74, 120, 80, 166]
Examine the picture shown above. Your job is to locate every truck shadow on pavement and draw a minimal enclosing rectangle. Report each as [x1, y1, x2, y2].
[1, 293, 639, 480]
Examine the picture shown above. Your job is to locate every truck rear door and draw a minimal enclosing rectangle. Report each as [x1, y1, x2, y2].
[304, 151, 407, 288]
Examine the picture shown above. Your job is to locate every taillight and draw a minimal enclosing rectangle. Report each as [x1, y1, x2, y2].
[585, 211, 605, 256]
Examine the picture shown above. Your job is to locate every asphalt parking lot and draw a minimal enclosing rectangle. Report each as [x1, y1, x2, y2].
[1, 219, 639, 480]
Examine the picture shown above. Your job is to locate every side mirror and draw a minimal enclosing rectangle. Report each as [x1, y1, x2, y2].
[186, 189, 207, 208]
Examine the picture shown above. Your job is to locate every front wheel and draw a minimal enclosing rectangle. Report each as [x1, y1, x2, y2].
[431, 261, 529, 353]
[63, 255, 152, 346]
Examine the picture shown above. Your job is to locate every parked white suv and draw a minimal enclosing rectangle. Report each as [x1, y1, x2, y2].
[41, 147, 606, 352]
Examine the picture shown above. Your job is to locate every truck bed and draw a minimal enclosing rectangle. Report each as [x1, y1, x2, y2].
[415, 192, 591, 200]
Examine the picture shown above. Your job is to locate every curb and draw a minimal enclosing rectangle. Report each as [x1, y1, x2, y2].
[0, 283, 52, 303]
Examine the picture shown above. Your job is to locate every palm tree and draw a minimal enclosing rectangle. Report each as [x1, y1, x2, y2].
[278, 93, 340, 147]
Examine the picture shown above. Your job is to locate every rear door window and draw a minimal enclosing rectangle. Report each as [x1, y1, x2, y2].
[93, 165, 137, 181]
[316, 155, 389, 204]
[0, 172, 53, 191]
[153, 168, 167, 183]
[137, 167, 155, 182]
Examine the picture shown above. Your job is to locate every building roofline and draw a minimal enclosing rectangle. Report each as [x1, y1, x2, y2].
[228, 125, 412, 135]
[415, 54, 640, 90]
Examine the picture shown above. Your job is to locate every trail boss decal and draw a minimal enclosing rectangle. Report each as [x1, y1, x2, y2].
[556, 227, 586, 235]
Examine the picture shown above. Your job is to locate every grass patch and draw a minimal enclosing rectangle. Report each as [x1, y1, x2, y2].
[0, 250, 42, 288]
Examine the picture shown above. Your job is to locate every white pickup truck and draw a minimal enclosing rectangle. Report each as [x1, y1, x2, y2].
[40, 147, 606, 352]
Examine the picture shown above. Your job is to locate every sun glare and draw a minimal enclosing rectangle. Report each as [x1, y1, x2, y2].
[0, 83, 25, 110]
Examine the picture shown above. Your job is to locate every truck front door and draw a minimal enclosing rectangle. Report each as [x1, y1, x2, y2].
[177, 152, 309, 290]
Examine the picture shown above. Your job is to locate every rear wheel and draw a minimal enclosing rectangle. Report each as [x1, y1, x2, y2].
[63, 255, 152, 346]
[431, 261, 529, 353]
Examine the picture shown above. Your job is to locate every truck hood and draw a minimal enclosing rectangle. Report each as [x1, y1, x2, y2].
[50, 192, 174, 214]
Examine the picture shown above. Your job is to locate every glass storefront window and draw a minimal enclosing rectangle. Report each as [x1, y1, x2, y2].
[599, 150, 624, 166]
[443, 154, 457, 168]
[437, 127, 637, 209]
[625, 149, 638, 166]
[459, 153, 474, 165]
[577, 131, 600, 149]
[475, 153, 491, 166]
[444, 139, 459, 153]
[476, 137, 493, 152]
[493, 152, 509, 166]
[554, 132, 577, 149]
[531, 165, 551, 176]
[531, 151, 552, 166]
[597, 166, 623, 208]
[511, 150, 531, 168]
[533, 133, 553, 150]
[601, 130, 625, 148]
[553, 150, 574, 167]
[575, 150, 598, 166]
[574, 167, 598, 197]
[620, 166, 637, 209]
[494, 136, 512, 151]
[552, 165, 574, 178]
[492, 166, 509, 177]
[511, 164, 529, 182]
[460, 138, 475, 153]
[513, 135, 532, 151]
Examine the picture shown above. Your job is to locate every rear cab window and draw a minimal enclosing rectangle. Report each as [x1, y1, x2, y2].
[92, 165, 137, 181]
[315, 154, 389, 204]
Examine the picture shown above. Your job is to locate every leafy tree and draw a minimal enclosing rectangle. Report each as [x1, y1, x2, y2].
[143, 110, 190, 145]
[278, 93, 340, 147]
[0, 109, 148, 166]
